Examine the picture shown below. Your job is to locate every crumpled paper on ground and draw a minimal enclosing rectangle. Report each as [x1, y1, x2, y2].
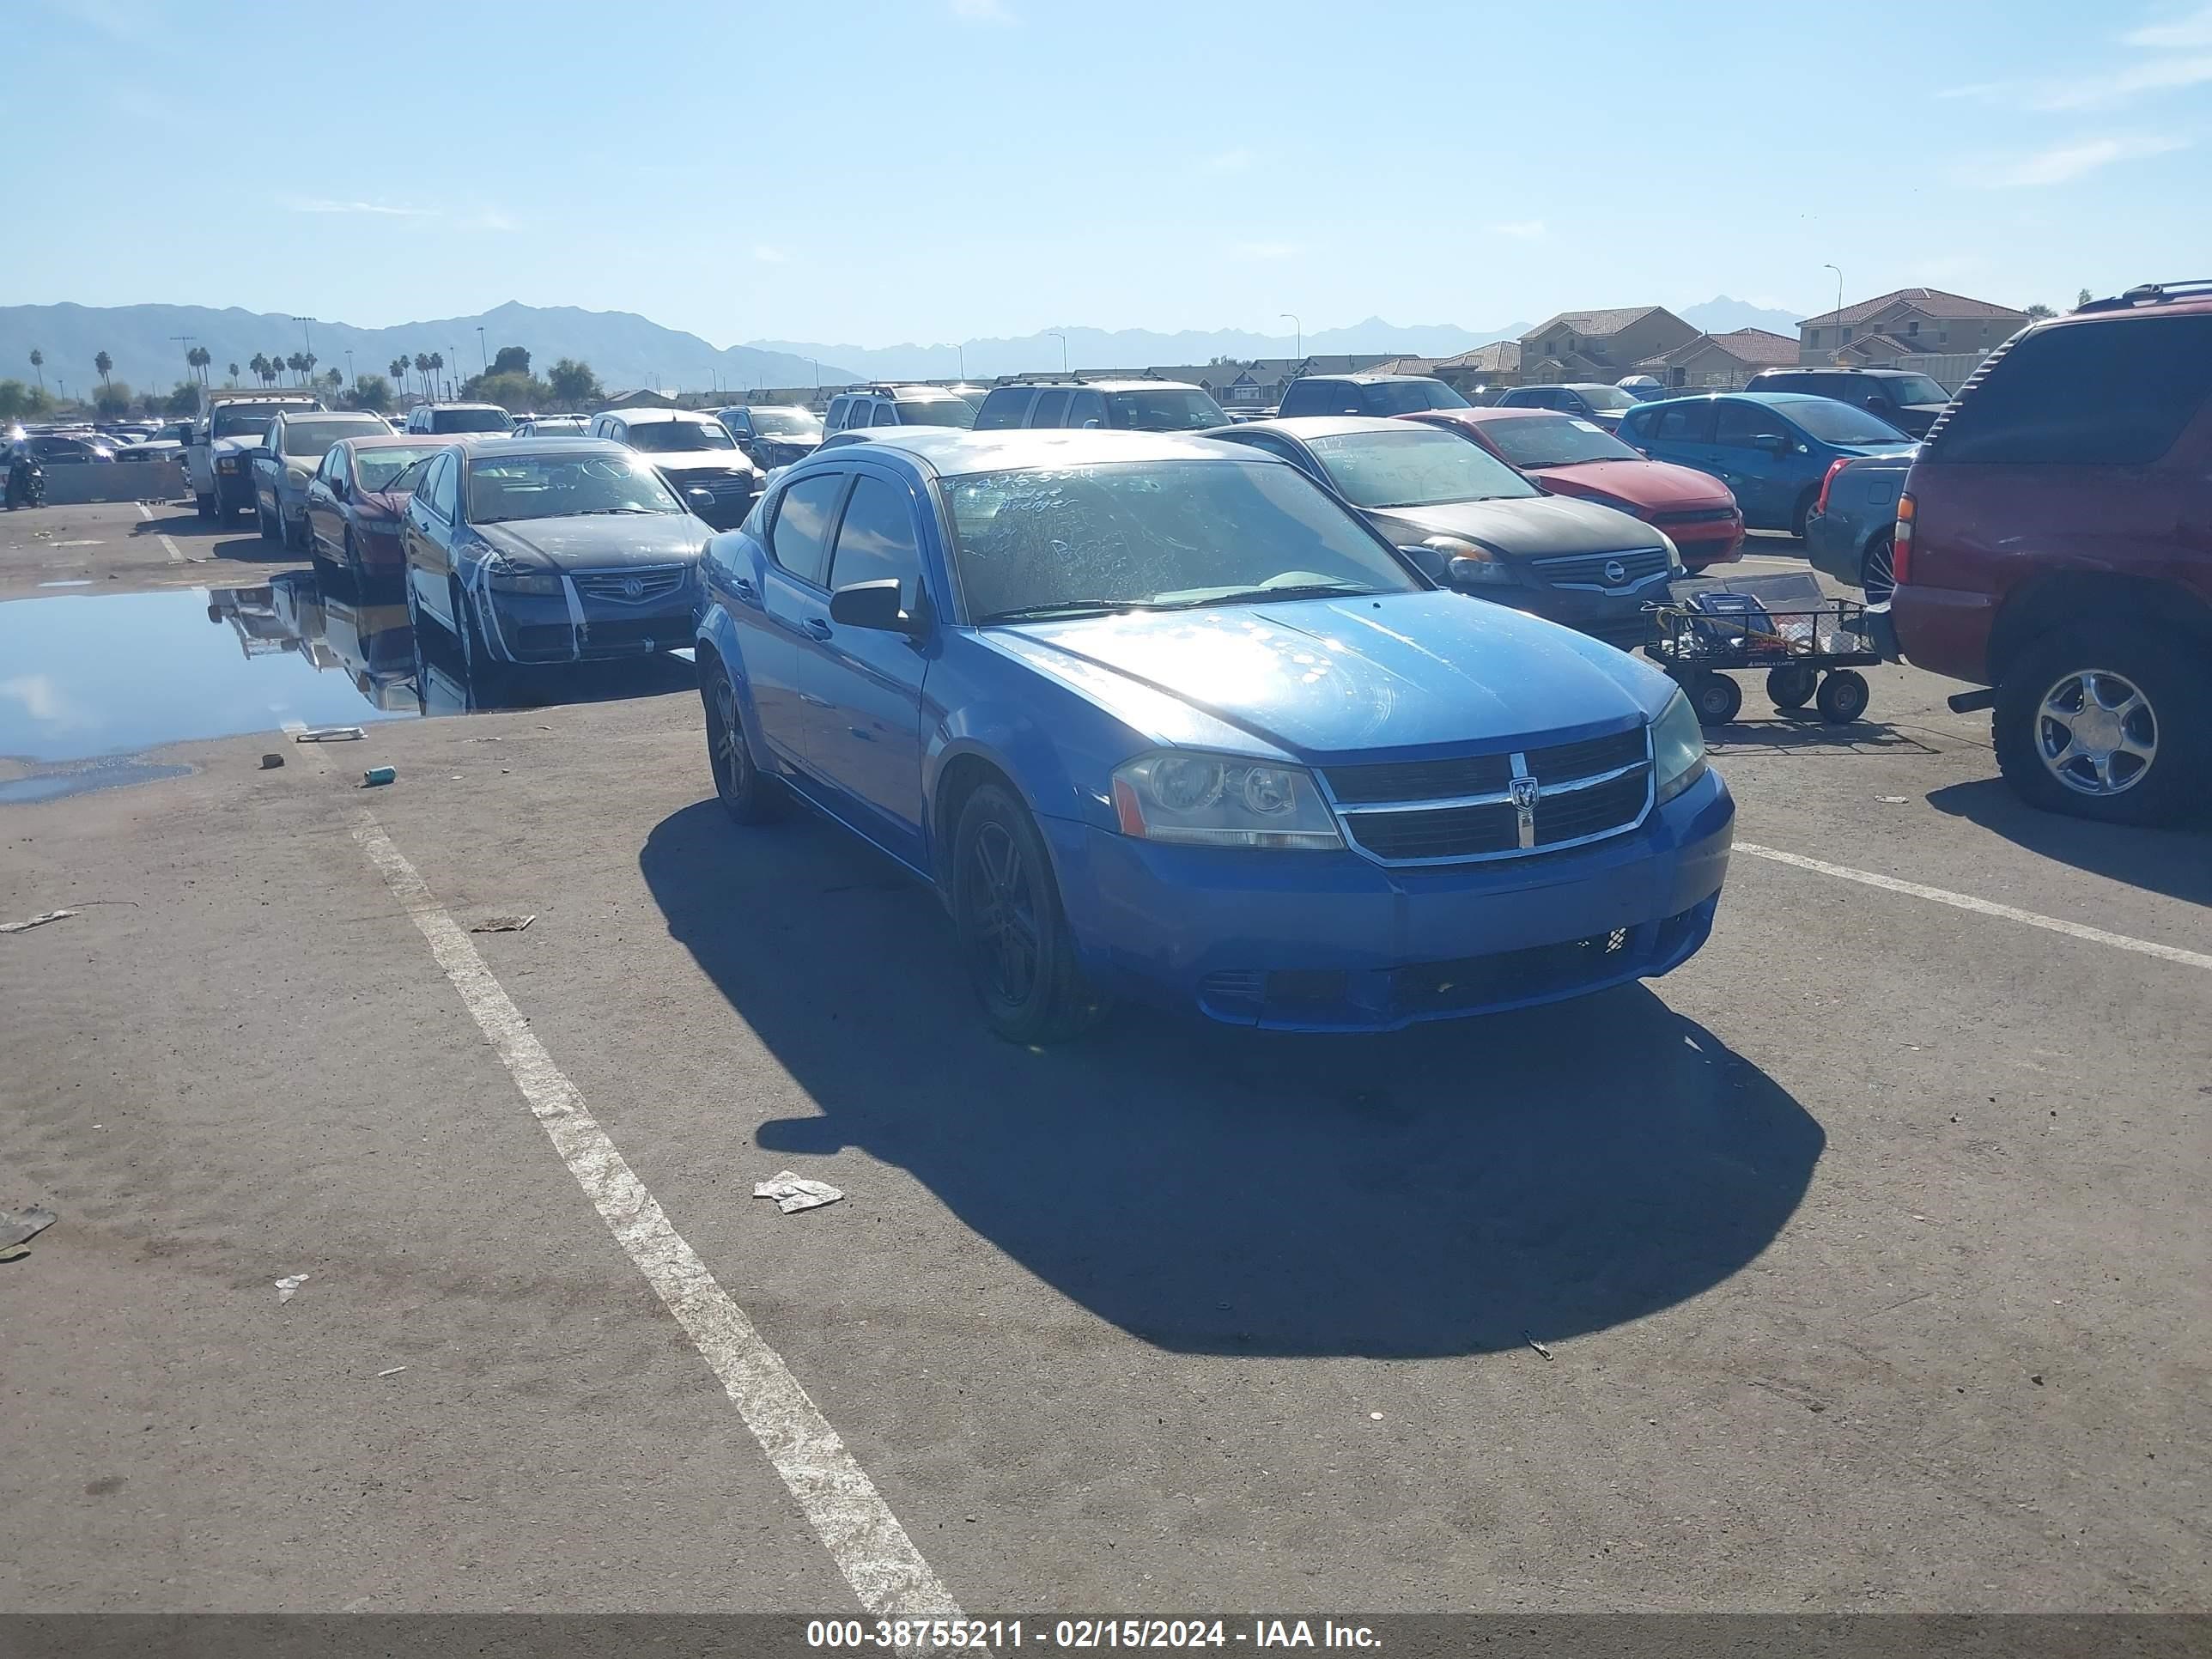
[752, 1171, 844, 1214]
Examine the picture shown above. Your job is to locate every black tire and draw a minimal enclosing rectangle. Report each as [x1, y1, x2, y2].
[454, 581, 513, 702]
[1687, 672, 1743, 727]
[1790, 489, 1819, 543]
[1815, 668, 1870, 725]
[1766, 665, 1818, 710]
[195, 492, 214, 521]
[258, 501, 278, 544]
[701, 658, 781, 824]
[1860, 534, 1895, 605]
[1993, 624, 2209, 826]
[952, 783, 1107, 1045]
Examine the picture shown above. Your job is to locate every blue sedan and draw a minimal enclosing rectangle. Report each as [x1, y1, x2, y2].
[696, 429, 1734, 1041]
[1617, 392, 1914, 537]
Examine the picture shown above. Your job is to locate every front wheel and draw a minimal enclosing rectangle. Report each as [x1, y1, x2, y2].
[1993, 625, 2208, 825]
[258, 501, 278, 544]
[455, 582, 513, 702]
[195, 492, 214, 520]
[952, 783, 1108, 1045]
[702, 659, 781, 824]
[1790, 489, 1819, 542]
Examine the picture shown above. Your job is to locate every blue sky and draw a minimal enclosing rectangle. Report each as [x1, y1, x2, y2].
[4, 0, 2208, 346]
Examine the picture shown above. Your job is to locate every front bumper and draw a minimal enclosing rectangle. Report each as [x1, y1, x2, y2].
[1040, 767, 1734, 1031]
[478, 581, 701, 665]
[215, 470, 257, 509]
[1668, 521, 1744, 568]
[1496, 582, 1674, 652]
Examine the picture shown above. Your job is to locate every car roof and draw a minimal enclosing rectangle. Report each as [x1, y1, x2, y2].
[1629, 391, 1816, 408]
[335, 433, 455, 449]
[1752, 366, 1911, 378]
[423, 402, 507, 411]
[603, 406, 717, 422]
[460, 436, 628, 465]
[1295, 373, 1435, 385]
[811, 428, 1247, 477]
[1413, 406, 1556, 424]
[1223, 415, 1434, 441]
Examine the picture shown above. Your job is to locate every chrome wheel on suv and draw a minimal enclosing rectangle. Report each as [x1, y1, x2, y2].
[2032, 668, 2156, 797]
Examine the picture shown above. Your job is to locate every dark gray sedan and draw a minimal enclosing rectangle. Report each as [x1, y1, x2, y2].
[399, 438, 714, 688]
[1802, 452, 1912, 602]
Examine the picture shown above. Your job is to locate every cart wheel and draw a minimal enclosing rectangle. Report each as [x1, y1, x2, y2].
[1766, 665, 1818, 711]
[1690, 672, 1743, 727]
[1816, 669, 1870, 725]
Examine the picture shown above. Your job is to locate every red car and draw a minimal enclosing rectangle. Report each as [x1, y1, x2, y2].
[1883, 279, 2212, 825]
[303, 434, 459, 588]
[1405, 406, 1744, 570]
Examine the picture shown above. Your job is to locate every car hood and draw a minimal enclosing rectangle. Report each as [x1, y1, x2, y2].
[647, 451, 760, 478]
[211, 435, 267, 458]
[1526, 459, 1735, 514]
[1365, 493, 1664, 558]
[985, 589, 1669, 762]
[476, 514, 707, 570]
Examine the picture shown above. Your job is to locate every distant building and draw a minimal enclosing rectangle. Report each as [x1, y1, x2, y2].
[1796, 289, 2028, 366]
[598, 387, 681, 410]
[1434, 340, 1525, 396]
[1636, 327, 1801, 390]
[1516, 307, 1699, 385]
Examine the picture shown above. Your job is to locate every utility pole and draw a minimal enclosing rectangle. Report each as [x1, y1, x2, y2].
[1281, 313, 1302, 360]
[448, 347, 459, 400]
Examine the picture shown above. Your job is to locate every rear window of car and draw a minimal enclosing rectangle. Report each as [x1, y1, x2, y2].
[1359, 380, 1470, 416]
[280, 418, 379, 457]
[1105, 388, 1228, 431]
[974, 389, 1032, 430]
[433, 407, 514, 433]
[1924, 314, 2212, 465]
[894, 395, 976, 429]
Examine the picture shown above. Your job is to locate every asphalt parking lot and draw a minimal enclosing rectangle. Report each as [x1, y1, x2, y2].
[2, 498, 2207, 1619]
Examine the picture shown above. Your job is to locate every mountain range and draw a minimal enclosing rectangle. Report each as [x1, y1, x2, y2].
[0, 296, 1809, 400]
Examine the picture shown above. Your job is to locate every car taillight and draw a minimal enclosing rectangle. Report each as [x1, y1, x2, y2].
[1814, 458, 1850, 517]
[1892, 492, 1915, 586]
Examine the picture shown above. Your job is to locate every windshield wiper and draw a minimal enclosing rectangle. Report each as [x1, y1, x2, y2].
[574, 506, 661, 516]
[978, 598, 1164, 623]
[1161, 582, 1378, 610]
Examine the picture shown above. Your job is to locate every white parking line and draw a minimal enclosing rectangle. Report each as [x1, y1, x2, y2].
[1738, 842, 2212, 971]
[349, 811, 967, 1625]
[134, 501, 185, 562]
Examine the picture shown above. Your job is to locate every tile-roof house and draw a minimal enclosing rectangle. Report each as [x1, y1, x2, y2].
[1434, 339, 1523, 394]
[1636, 327, 1801, 388]
[1797, 289, 2028, 365]
[1517, 307, 1698, 383]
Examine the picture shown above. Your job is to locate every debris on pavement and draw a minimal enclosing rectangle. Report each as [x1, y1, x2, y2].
[0, 1244, 29, 1263]
[375, 1366, 409, 1378]
[0, 1206, 58, 1250]
[1525, 1333, 1555, 1361]
[275, 1273, 309, 1303]
[470, 915, 537, 933]
[295, 726, 366, 744]
[260, 753, 283, 769]
[1876, 795, 1908, 804]
[1, 908, 77, 935]
[361, 767, 396, 788]
[753, 1171, 845, 1214]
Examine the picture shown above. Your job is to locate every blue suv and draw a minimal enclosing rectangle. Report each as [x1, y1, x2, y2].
[1619, 392, 1914, 537]
[696, 429, 1733, 1041]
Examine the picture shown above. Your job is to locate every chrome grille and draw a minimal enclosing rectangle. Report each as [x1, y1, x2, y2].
[572, 564, 690, 605]
[1650, 507, 1737, 527]
[1530, 545, 1672, 591]
[1327, 725, 1653, 866]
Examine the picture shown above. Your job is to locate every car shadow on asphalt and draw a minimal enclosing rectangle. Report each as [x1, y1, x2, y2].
[640, 799, 1826, 1359]
[1705, 716, 1936, 754]
[1926, 778, 2212, 909]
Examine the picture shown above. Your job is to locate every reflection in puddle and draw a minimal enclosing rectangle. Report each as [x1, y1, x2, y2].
[0, 758, 193, 805]
[0, 567, 698, 769]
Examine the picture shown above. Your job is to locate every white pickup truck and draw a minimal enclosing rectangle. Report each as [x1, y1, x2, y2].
[185, 389, 323, 522]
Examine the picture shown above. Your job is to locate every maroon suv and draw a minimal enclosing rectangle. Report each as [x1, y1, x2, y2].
[1884, 280, 2212, 824]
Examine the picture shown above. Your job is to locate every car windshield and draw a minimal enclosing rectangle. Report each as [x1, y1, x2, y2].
[1475, 415, 1643, 467]
[1105, 390, 1229, 431]
[212, 406, 291, 438]
[1307, 427, 1541, 507]
[1359, 380, 1470, 415]
[466, 453, 684, 522]
[895, 397, 977, 429]
[625, 420, 736, 453]
[281, 418, 378, 457]
[945, 459, 1423, 621]
[745, 406, 822, 438]
[355, 446, 442, 491]
[1784, 400, 1911, 446]
[434, 408, 514, 433]
[525, 418, 587, 434]
[1881, 374, 1949, 406]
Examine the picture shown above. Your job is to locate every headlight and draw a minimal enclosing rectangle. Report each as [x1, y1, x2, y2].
[1651, 689, 1709, 805]
[1110, 752, 1343, 850]
[217, 456, 240, 473]
[1658, 532, 1684, 573]
[483, 555, 564, 596]
[1407, 534, 1516, 586]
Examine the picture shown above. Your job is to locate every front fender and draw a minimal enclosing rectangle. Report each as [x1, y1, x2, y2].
[695, 599, 771, 754]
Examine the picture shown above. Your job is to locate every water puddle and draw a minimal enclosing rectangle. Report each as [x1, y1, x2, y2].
[0, 570, 696, 778]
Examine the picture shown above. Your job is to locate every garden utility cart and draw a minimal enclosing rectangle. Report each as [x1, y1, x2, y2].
[1645, 572, 1878, 727]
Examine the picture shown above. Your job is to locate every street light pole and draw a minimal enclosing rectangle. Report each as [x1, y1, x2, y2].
[345, 349, 356, 390]
[1280, 313, 1302, 360]
[292, 315, 315, 357]
[477, 325, 488, 377]
[1821, 264, 1843, 360]
[1049, 331, 1067, 374]
[957, 343, 965, 381]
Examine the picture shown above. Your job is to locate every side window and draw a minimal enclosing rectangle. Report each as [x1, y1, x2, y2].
[1654, 401, 1717, 444]
[824, 397, 848, 433]
[411, 454, 443, 517]
[1930, 314, 2212, 465]
[769, 472, 847, 586]
[1029, 389, 1071, 426]
[1067, 390, 1107, 428]
[871, 401, 901, 428]
[975, 388, 1032, 430]
[1715, 401, 1790, 448]
[826, 474, 924, 608]
[1237, 432, 1324, 483]
[431, 454, 461, 520]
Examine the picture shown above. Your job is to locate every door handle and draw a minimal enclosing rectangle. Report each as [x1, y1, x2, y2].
[805, 617, 833, 641]
[731, 579, 757, 603]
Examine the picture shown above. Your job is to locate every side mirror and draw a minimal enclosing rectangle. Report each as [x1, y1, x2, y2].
[687, 487, 716, 514]
[829, 578, 921, 635]
[331, 477, 349, 501]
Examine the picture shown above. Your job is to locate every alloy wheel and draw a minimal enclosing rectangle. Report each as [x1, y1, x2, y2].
[2035, 668, 2157, 797]
[709, 672, 750, 799]
[1862, 536, 1895, 605]
[967, 822, 1040, 1007]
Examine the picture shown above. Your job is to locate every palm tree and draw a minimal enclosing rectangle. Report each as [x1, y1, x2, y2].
[285, 351, 306, 385]
[249, 352, 269, 386]
[388, 356, 408, 391]
[300, 352, 316, 385]
[28, 349, 44, 392]
[227, 362, 240, 386]
[185, 345, 210, 385]
[94, 350, 112, 387]
[428, 351, 444, 400]
[414, 352, 431, 399]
